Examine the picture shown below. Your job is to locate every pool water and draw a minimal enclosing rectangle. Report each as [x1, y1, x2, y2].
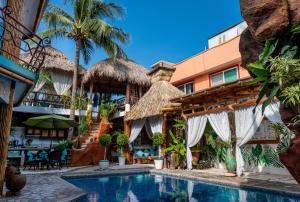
[66, 174, 300, 202]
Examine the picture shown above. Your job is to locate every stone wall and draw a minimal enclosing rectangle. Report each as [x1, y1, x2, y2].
[1, 0, 25, 62]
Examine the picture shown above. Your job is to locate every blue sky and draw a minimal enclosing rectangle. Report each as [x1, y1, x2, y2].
[39, 0, 243, 69]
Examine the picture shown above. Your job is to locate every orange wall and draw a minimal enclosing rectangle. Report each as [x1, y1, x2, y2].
[171, 36, 251, 91]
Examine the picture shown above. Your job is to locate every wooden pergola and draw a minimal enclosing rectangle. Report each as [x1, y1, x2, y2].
[162, 77, 263, 157]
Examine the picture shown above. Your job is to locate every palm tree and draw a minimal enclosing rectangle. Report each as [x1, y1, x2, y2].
[40, 0, 128, 124]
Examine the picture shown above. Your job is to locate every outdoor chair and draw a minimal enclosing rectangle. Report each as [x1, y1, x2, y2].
[59, 149, 68, 169]
[23, 151, 39, 170]
[36, 150, 49, 170]
[48, 150, 61, 169]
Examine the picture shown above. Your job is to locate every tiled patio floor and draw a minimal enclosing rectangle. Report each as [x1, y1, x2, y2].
[1, 165, 299, 201]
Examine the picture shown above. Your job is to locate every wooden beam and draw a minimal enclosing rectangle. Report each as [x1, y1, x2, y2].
[125, 83, 131, 104]
[88, 81, 94, 102]
[160, 107, 181, 111]
[0, 66, 34, 85]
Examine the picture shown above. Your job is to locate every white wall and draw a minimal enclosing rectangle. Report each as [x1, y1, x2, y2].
[208, 21, 248, 48]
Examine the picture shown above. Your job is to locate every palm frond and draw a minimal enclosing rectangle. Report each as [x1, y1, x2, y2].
[80, 39, 94, 64]
[39, 28, 67, 40]
[92, 0, 125, 19]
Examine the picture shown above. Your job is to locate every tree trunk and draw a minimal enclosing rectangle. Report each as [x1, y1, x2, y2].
[0, 81, 15, 195]
[69, 39, 80, 139]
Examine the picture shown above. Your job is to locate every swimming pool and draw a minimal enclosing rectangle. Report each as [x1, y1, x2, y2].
[66, 173, 300, 202]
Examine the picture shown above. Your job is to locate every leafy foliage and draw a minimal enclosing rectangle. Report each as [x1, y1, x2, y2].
[42, 1, 129, 63]
[165, 130, 186, 167]
[247, 23, 300, 112]
[79, 116, 88, 135]
[241, 144, 284, 168]
[116, 131, 128, 147]
[173, 119, 185, 131]
[99, 103, 116, 122]
[273, 123, 295, 154]
[225, 149, 236, 173]
[99, 134, 112, 146]
[152, 132, 164, 146]
[55, 140, 74, 151]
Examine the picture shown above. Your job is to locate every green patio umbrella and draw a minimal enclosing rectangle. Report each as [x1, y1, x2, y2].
[23, 114, 78, 150]
[23, 114, 78, 129]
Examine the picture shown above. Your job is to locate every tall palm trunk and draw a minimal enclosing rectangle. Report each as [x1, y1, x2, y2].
[0, 82, 15, 195]
[69, 39, 80, 139]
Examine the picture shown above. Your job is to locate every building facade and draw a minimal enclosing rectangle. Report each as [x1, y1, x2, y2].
[171, 22, 249, 94]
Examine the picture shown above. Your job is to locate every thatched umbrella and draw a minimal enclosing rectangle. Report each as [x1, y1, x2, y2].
[21, 46, 86, 75]
[125, 60, 184, 122]
[83, 58, 151, 94]
[125, 81, 184, 121]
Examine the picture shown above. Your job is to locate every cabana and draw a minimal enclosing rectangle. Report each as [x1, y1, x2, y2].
[125, 61, 184, 162]
[171, 77, 283, 176]
[21, 46, 86, 95]
[83, 58, 151, 106]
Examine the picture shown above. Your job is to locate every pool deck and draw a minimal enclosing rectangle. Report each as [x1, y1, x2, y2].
[1, 164, 300, 201]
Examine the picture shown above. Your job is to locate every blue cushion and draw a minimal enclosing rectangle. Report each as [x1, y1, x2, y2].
[135, 150, 144, 157]
[143, 150, 150, 157]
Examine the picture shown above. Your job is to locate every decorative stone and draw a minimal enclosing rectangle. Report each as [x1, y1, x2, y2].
[240, 0, 290, 41]
[288, 0, 300, 23]
[239, 29, 264, 68]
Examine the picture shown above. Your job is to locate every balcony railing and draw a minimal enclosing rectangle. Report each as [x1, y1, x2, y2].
[23, 92, 72, 109]
[0, 6, 49, 72]
[112, 96, 139, 111]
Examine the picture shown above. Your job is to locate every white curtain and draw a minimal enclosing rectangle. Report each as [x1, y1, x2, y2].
[148, 115, 163, 134]
[207, 111, 231, 142]
[187, 115, 208, 170]
[51, 72, 72, 95]
[145, 120, 153, 140]
[235, 104, 264, 176]
[129, 119, 146, 144]
[33, 79, 46, 92]
[264, 102, 282, 124]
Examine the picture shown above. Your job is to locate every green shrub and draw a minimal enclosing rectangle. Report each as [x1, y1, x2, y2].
[225, 149, 236, 173]
[116, 132, 128, 146]
[99, 134, 112, 146]
[152, 132, 164, 146]
[99, 103, 116, 122]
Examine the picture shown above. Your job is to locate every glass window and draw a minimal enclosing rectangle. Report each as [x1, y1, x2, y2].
[185, 83, 193, 94]
[211, 73, 223, 86]
[177, 82, 194, 94]
[224, 68, 238, 83]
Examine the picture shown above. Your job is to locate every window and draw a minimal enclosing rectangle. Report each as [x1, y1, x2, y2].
[211, 67, 238, 87]
[177, 82, 194, 94]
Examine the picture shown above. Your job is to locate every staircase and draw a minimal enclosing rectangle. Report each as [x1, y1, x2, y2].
[80, 118, 99, 149]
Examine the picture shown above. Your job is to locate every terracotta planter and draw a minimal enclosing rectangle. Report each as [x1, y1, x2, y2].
[5, 166, 26, 195]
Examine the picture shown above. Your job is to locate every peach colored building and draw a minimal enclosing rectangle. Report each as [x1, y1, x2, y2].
[171, 22, 251, 93]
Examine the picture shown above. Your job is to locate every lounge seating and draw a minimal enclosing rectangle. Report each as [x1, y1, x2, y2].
[133, 145, 158, 164]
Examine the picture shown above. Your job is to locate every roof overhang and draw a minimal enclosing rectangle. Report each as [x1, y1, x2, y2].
[21, 0, 48, 38]
[171, 77, 260, 105]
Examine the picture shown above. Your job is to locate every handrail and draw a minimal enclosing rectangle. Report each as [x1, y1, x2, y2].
[0, 6, 49, 72]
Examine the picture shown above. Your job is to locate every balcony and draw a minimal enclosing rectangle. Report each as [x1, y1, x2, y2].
[0, 6, 48, 105]
[0, 6, 48, 72]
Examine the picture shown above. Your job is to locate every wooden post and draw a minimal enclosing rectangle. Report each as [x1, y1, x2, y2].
[228, 110, 236, 155]
[138, 86, 143, 98]
[89, 81, 94, 103]
[125, 83, 131, 105]
[162, 112, 168, 169]
[0, 81, 15, 195]
[79, 80, 84, 97]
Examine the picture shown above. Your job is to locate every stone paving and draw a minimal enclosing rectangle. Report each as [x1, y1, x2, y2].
[0, 174, 86, 202]
[1, 165, 300, 201]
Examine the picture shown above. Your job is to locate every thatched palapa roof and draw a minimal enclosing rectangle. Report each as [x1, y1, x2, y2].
[83, 58, 151, 94]
[21, 46, 86, 74]
[125, 80, 184, 121]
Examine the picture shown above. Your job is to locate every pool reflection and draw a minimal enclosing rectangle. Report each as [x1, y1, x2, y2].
[66, 174, 300, 202]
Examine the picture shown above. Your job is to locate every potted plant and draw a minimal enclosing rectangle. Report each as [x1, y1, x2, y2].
[99, 134, 112, 169]
[152, 132, 164, 169]
[116, 132, 128, 166]
[165, 130, 186, 169]
[224, 148, 237, 177]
